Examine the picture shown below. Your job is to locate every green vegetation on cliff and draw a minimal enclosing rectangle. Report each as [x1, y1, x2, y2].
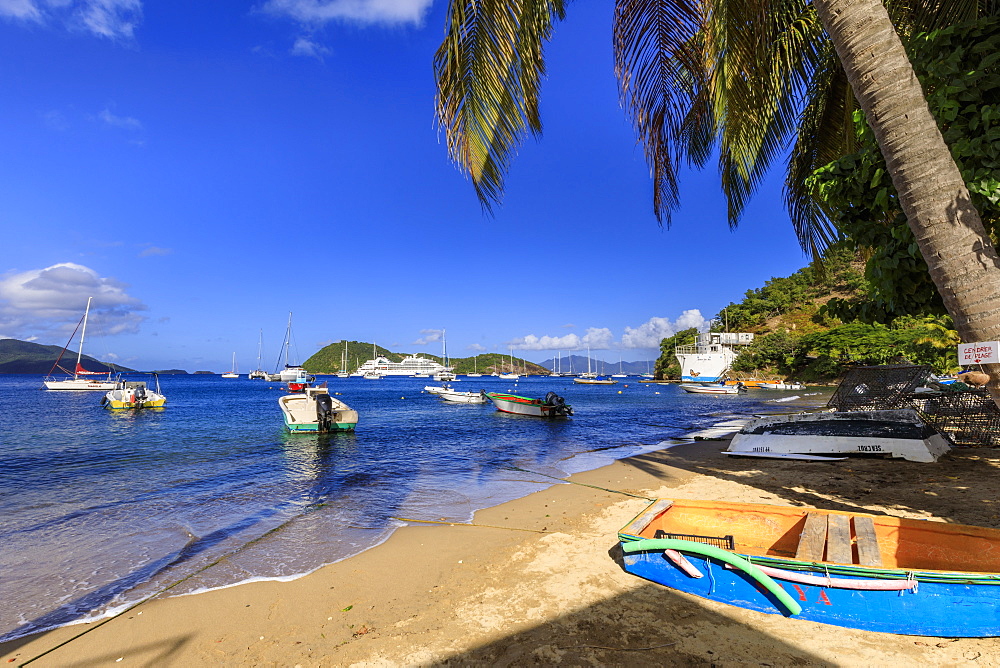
[654, 246, 962, 381]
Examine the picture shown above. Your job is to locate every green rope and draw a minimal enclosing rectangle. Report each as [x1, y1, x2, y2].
[622, 538, 802, 616]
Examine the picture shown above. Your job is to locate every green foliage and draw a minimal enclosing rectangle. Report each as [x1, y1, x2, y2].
[731, 330, 799, 375]
[810, 17, 1000, 323]
[715, 244, 863, 332]
[654, 328, 698, 379]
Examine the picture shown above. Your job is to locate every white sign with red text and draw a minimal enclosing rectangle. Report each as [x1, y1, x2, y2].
[958, 341, 1000, 365]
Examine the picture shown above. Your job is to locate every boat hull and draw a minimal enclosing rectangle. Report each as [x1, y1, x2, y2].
[619, 499, 1000, 637]
[279, 389, 358, 433]
[621, 548, 1000, 636]
[486, 392, 572, 417]
[728, 410, 951, 462]
[679, 383, 741, 394]
[44, 378, 117, 391]
[438, 391, 487, 404]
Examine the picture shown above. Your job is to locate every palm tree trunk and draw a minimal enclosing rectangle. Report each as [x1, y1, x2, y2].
[814, 0, 1000, 407]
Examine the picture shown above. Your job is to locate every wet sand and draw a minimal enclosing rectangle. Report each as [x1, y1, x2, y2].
[5, 438, 1000, 666]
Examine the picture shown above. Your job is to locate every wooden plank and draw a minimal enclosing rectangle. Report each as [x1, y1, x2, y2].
[795, 512, 828, 562]
[826, 513, 853, 564]
[620, 499, 673, 537]
[853, 516, 883, 567]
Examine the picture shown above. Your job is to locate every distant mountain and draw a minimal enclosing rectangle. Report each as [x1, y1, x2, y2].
[539, 354, 654, 375]
[0, 338, 134, 374]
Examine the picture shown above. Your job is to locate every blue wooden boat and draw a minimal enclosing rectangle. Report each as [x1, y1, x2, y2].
[619, 499, 1000, 636]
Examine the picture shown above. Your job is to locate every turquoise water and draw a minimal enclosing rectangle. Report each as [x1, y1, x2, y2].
[0, 374, 827, 641]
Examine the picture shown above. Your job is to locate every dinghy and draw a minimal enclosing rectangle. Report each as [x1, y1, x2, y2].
[679, 382, 745, 394]
[619, 498, 1000, 636]
[437, 388, 487, 404]
[485, 391, 572, 417]
[279, 384, 358, 433]
[101, 376, 166, 409]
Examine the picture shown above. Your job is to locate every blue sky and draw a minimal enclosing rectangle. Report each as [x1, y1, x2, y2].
[0, 0, 808, 371]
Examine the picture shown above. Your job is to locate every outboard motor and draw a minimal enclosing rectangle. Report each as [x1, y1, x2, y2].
[315, 394, 335, 433]
[543, 392, 572, 417]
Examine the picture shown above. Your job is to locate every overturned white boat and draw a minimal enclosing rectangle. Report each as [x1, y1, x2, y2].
[727, 409, 950, 463]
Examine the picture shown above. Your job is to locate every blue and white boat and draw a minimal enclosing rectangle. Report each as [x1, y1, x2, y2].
[674, 332, 755, 382]
[620, 498, 1000, 637]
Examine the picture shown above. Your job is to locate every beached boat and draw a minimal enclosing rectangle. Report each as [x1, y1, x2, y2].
[619, 498, 1000, 636]
[101, 376, 166, 409]
[221, 353, 239, 378]
[679, 382, 745, 394]
[437, 387, 487, 404]
[485, 391, 573, 417]
[43, 297, 117, 391]
[726, 409, 950, 463]
[279, 384, 358, 433]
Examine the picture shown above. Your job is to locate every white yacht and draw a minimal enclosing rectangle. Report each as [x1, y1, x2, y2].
[353, 354, 447, 377]
[675, 332, 755, 382]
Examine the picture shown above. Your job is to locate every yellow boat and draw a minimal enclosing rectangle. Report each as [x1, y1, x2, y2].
[101, 377, 166, 409]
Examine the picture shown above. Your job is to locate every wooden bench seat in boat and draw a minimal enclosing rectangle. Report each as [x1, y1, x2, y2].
[795, 512, 883, 567]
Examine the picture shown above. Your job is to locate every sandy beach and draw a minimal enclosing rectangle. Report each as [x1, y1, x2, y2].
[5, 436, 1000, 667]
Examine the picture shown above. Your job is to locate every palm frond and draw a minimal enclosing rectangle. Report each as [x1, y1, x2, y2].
[785, 47, 856, 256]
[434, 0, 565, 212]
[614, 0, 705, 226]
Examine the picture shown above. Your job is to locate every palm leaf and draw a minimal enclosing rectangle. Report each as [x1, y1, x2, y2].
[434, 0, 565, 212]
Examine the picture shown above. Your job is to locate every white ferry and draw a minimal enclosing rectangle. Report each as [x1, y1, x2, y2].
[351, 354, 448, 377]
[674, 332, 754, 382]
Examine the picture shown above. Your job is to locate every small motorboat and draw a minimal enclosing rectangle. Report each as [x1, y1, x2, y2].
[619, 498, 1000, 636]
[424, 384, 451, 394]
[485, 391, 572, 417]
[279, 384, 358, 433]
[680, 382, 745, 394]
[757, 381, 805, 390]
[437, 388, 487, 404]
[101, 376, 166, 409]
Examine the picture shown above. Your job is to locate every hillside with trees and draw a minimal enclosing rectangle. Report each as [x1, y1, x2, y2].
[655, 245, 963, 382]
[304, 341, 548, 375]
[0, 338, 132, 374]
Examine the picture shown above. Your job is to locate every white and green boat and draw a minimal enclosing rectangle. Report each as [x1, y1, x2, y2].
[279, 384, 358, 433]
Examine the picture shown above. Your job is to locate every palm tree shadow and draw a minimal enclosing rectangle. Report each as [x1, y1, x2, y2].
[429, 579, 829, 665]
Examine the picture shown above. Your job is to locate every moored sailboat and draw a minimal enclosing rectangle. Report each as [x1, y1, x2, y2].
[43, 297, 117, 391]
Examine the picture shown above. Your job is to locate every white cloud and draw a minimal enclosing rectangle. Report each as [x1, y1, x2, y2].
[509, 327, 614, 351]
[99, 107, 142, 131]
[263, 0, 432, 26]
[413, 328, 442, 345]
[291, 36, 330, 59]
[0, 0, 141, 39]
[466, 343, 486, 352]
[0, 263, 147, 340]
[138, 245, 171, 257]
[0, 0, 41, 21]
[621, 310, 708, 349]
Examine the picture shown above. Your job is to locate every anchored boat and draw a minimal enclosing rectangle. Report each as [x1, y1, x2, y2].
[437, 387, 487, 404]
[679, 382, 745, 394]
[43, 297, 117, 391]
[101, 376, 166, 409]
[485, 391, 572, 417]
[279, 384, 358, 433]
[620, 498, 1000, 637]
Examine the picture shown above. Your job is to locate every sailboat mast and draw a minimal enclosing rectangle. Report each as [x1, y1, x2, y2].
[75, 297, 92, 379]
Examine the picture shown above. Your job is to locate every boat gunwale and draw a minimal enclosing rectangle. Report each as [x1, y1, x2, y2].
[618, 498, 1000, 583]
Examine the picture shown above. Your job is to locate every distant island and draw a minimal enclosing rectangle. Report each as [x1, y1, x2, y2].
[0, 338, 135, 375]
[304, 341, 550, 375]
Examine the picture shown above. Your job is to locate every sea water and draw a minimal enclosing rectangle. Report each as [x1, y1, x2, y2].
[0, 374, 829, 642]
